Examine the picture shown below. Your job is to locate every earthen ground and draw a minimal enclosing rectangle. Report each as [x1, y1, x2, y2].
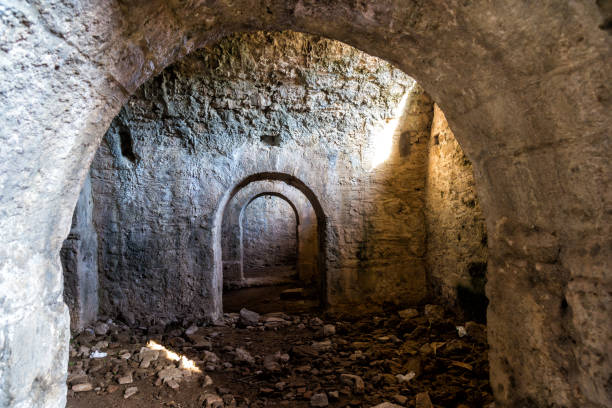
[67, 286, 492, 408]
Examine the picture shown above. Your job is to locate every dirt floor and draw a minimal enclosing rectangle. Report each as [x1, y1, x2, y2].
[66, 286, 493, 408]
[223, 284, 321, 314]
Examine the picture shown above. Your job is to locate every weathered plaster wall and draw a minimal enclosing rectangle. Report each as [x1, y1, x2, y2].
[425, 105, 488, 322]
[91, 31, 432, 325]
[1, 2, 609, 407]
[59, 176, 99, 331]
[242, 195, 298, 278]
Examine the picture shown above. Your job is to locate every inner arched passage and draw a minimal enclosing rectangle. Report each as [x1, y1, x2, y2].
[242, 194, 299, 281]
[217, 173, 325, 312]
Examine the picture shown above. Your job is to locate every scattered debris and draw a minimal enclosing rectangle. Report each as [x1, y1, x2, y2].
[456, 325, 467, 337]
[396, 371, 416, 383]
[124, 386, 138, 399]
[72, 383, 92, 392]
[66, 304, 493, 407]
[89, 350, 107, 359]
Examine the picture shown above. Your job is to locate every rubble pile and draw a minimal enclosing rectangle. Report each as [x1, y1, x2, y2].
[67, 305, 493, 407]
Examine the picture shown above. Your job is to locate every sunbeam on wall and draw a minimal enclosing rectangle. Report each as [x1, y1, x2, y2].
[370, 91, 410, 169]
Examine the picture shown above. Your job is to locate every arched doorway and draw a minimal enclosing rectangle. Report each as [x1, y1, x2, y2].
[0, 3, 609, 407]
[215, 172, 328, 312]
[242, 194, 299, 281]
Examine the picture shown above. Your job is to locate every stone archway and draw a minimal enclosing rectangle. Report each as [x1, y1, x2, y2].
[221, 180, 319, 292]
[214, 172, 328, 310]
[0, 2, 610, 407]
[241, 193, 301, 281]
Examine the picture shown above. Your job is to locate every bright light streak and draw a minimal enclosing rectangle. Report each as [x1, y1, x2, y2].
[371, 92, 410, 168]
[146, 340, 202, 373]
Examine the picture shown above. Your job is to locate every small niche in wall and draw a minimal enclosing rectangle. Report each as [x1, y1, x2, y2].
[119, 126, 138, 163]
[260, 134, 282, 147]
[399, 131, 412, 157]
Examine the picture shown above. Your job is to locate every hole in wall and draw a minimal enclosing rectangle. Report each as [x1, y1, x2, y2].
[260, 134, 282, 146]
[118, 126, 138, 163]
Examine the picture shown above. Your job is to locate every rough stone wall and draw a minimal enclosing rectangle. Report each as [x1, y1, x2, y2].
[90, 31, 430, 325]
[425, 105, 488, 321]
[354, 87, 432, 307]
[242, 195, 298, 278]
[1, 2, 609, 407]
[60, 176, 99, 331]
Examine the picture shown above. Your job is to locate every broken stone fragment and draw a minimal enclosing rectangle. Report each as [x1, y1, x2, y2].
[450, 360, 473, 371]
[395, 371, 415, 383]
[424, 304, 444, 322]
[263, 316, 288, 328]
[201, 392, 224, 408]
[239, 308, 260, 326]
[188, 334, 212, 350]
[322, 324, 336, 336]
[124, 386, 138, 399]
[370, 403, 404, 408]
[292, 344, 319, 357]
[351, 341, 369, 349]
[138, 347, 160, 368]
[93, 341, 108, 350]
[234, 347, 255, 364]
[276, 351, 290, 362]
[263, 354, 281, 372]
[72, 383, 93, 392]
[349, 350, 363, 361]
[202, 375, 214, 387]
[67, 370, 89, 385]
[223, 393, 237, 407]
[310, 317, 324, 326]
[456, 325, 467, 337]
[415, 392, 434, 408]
[94, 322, 109, 336]
[310, 392, 329, 407]
[398, 308, 419, 320]
[118, 372, 133, 384]
[157, 366, 183, 384]
[340, 373, 365, 394]
[202, 350, 220, 364]
[311, 339, 332, 352]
